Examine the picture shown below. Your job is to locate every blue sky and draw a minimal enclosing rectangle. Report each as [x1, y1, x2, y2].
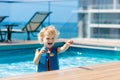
[0, 1, 78, 23]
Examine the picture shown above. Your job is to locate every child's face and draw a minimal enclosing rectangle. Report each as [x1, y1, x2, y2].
[43, 32, 55, 48]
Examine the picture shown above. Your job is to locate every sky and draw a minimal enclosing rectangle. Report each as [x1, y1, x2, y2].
[0, 1, 79, 23]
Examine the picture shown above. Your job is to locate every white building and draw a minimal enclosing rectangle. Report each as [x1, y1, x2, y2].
[77, 0, 120, 39]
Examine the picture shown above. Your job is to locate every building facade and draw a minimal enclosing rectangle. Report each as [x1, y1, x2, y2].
[77, 0, 120, 39]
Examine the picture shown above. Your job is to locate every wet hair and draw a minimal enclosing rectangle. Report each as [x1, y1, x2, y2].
[38, 25, 58, 43]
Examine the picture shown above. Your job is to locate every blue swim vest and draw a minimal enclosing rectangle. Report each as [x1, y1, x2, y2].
[37, 47, 59, 72]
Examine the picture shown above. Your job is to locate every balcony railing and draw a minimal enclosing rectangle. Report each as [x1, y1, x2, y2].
[92, 5, 113, 9]
[91, 20, 120, 24]
[79, 4, 113, 10]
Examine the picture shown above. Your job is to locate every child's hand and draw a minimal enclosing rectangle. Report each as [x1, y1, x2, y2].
[36, 48, 46, 55]
[66, 40, 73, 45]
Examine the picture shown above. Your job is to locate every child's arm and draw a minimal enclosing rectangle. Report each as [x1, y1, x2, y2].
[57, 40, 73, 53]
[33, 47, 45, 65]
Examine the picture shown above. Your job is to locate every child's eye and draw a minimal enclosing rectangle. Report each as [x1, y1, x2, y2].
[46, 38, 50, 40]
[52, 38, 54, 40]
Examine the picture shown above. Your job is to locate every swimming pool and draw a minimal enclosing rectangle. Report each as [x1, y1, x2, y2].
[0, 44, 120, 77]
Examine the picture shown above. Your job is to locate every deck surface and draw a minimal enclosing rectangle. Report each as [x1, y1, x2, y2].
[1, 62, 120, 80]
[0, 38, 120, 47]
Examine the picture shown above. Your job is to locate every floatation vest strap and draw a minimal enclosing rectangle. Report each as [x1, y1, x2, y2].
[46, 47, 57, 71]
[47, 53, 50, 71]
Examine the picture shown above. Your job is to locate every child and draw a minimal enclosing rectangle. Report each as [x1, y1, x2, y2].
[33, 25, 73, 72]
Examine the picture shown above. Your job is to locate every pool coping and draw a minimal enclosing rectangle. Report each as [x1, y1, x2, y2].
[0, 40, 65, 50]
[0, 38, 120, 51]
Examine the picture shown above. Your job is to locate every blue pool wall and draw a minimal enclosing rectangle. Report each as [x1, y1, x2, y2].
[0, 42, 120, 59]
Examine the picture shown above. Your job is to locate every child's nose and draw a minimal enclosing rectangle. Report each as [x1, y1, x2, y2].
[49, 39, 53, 42]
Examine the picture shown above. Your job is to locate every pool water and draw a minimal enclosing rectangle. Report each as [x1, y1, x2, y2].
[59, 47, 120, 69]
[0, 46, 120, 77]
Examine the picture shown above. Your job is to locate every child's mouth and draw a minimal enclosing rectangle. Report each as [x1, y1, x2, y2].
[48, 43, 53, 45]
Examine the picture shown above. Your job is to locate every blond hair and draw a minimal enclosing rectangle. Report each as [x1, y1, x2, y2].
[38, 25, 58, 43]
